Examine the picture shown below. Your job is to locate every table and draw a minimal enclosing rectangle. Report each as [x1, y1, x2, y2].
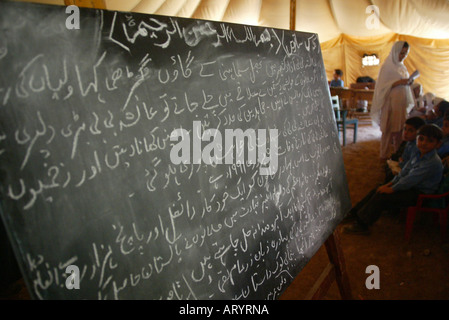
[330, 88, 374, 111]
[330, 88, 374, 123]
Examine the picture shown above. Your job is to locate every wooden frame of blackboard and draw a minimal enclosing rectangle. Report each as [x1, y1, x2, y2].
[305, 229, 352, 300]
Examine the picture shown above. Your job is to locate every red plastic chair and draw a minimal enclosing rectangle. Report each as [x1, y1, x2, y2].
[405, 190, 449, 242]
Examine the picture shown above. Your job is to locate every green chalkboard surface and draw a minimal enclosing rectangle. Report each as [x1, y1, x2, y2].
[0, 1, 351, 299]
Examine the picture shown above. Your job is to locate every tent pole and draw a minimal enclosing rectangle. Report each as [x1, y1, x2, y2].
[290, 0, 296, 31]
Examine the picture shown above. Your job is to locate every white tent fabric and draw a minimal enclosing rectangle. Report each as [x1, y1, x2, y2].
[13, 0, 449, 99]
[18, 0, 449, 40]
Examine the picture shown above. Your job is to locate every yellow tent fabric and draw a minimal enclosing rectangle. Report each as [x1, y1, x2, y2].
[322, 34, 449, 100]
[13, 0, 449, 99]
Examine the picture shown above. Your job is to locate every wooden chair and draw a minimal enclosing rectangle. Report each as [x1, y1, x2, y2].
[331, 95, 341, 120]
[331, 96, 358, 146]
[405, 175, 449, 242]
[330, 88, 353, 110]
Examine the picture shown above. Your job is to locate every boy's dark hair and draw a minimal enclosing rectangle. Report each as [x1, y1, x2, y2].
[335, 69, 343, 76]
[418, 124, 443, 141]
[438, 100, 449, 117]
[405, 116, 426, 130]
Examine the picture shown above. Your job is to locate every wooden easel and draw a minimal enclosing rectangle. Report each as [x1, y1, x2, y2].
[305, 229, 353, 300]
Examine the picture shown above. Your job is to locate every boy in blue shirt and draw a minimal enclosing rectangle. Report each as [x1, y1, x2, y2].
[343, 124, 444, 235]
[330, 69, 344, 87]
[386, 117, 425, 180]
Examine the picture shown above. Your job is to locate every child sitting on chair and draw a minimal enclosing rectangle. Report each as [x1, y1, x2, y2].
[385, 116, 425, 180]
[343, 124, 444, 235]
[424, 100, 449, 127]
[330, 69, 344, 87]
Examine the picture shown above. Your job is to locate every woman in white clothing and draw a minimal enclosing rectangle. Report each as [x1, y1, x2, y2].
[370, 41, 415, 159]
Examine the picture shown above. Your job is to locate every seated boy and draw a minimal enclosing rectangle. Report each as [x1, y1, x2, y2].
[343, 124, 444, 235]
[424, 100, 449, 127]
[329, 69, 344, 87]
[385, 117, 425, 180]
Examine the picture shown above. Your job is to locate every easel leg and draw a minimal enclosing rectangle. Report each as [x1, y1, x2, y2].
[324, 229, 352, 300]
[305, 229, 352, 300]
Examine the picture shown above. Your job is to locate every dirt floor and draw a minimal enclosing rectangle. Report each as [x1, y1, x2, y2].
[2, 125, 449, 300]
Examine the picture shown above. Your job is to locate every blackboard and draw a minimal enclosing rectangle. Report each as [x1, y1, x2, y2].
[0, 1, 351, 300]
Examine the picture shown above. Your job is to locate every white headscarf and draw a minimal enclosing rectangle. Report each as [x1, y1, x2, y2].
[411, 83, 423, 108]
[424, 92, 436, 108]
[370, 41, 413, 126]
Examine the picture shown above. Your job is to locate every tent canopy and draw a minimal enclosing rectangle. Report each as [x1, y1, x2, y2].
[13, 0, 449, 99]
